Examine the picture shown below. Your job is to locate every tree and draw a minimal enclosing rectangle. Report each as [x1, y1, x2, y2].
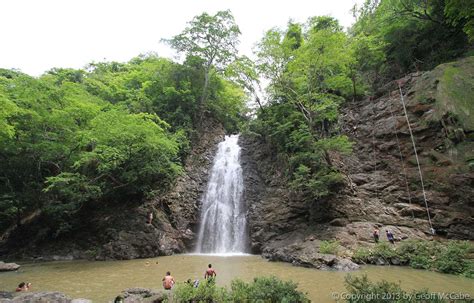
[251, 18, 354, 200]
[163, 10, 241, 122]
[445, 0, 474, 42]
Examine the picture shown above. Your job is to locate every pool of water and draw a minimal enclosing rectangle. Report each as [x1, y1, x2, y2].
[0, 255, 472, 302]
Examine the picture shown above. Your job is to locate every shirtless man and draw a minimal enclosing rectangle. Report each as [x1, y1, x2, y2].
[162, 271, 175, 290]
[204, 264, 217, 280]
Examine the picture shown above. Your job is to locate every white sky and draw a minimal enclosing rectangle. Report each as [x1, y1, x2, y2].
[0, 0, 363, 76]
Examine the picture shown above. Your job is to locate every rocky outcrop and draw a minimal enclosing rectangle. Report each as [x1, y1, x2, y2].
[0, 115, 225, 260]
[0, 292, 73, 303]
[118, 288, 168, 303]
[94, 115, 225, 259]
[0, 261, 20, 272]
[242, 57, 473, 266]
[262, 242, 359, 271]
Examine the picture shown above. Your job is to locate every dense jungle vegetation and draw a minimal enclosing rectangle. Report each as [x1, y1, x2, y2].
[246, 0, 473, 200]
[1, 0, 472, 239]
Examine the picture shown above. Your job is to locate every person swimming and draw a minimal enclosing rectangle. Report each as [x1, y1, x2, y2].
[15, 282, 28, 292]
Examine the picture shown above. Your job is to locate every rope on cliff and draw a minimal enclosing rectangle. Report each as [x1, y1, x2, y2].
[397, 81, 435, 234]
[387, 93, 415, 220]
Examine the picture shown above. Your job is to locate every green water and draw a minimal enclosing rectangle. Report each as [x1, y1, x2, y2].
[0, 255, 472, 302]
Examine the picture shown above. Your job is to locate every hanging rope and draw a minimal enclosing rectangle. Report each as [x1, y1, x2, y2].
[388, 93, 415, 220]
[397, 81, 435, 234]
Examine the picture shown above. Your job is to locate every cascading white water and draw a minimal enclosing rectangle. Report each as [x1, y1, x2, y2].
[195, 134, 247, 253]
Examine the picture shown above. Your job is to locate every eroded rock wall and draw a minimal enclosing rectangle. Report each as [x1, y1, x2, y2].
[0, 116, 225, 260]
[242, 57, 474, 264]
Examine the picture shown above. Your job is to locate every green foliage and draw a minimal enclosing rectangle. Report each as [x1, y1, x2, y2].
[172, 280, 230, 302]
[352, 247, 373, 264]
[0, 51, 245, 238]
[444, 0, 474, 42]
[351, 0, 470, 88]
[163, 10, 243, 123]
[352, 240, 473, 277]
[230, 276, 310, 303]
[319, 240, 340, 254]
[170, 276, 309, 303]
[344, 275, 445, 303]
[252, 19, 355, 201]
[433, 241, 471, 274]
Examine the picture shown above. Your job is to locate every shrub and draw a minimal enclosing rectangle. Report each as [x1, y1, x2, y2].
[372, 242, 398, 260]
[351, 240, 473, 277]
[319, 240, 340, 255]
[462, 261, 474, 279]
[352, 247, 372, 264]
[171, 280, 229, 302]
[351, 243, 398, 264]
[434, 241, 470, 274]
[344, 275, 445, 303]
[397, 240, 439, 269]
[170, 276, 309, 303]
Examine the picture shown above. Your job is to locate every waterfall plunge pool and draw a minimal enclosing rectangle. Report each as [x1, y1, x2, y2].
[1, 254, 472, 302]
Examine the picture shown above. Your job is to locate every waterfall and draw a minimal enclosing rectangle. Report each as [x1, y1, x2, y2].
[195, 134, 247, 253]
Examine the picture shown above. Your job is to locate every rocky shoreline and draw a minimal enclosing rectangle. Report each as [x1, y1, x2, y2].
[0, 288, 168, 303]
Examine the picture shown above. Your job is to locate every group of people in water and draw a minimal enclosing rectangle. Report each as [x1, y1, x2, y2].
[373, 228, 396, 244]
[162, 263, 217, 290]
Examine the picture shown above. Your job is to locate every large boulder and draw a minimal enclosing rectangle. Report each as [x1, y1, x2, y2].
[0, 261, 20, 272]
[262, 240, 359, 271]
[11, 292, 70, 303]
[119, 288, 168, 303]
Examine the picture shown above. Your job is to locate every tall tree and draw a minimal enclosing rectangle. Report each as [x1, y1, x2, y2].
[163, 10, 241, 122]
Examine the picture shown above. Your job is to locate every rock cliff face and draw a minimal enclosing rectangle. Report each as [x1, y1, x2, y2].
[81, 116, 226, 259]
[1, 58, 471, 264]
[0, 115, 225, 260]
[241, 57, 473, 263]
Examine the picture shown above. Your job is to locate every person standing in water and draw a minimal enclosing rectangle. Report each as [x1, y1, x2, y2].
[204, 264, 217, 282]
[162, 271, 175, 290]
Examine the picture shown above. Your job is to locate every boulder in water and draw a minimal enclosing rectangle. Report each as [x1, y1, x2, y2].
[11, 292, 71, 302]
[0, 261, 20, 272]
[120, 288, 168, 303]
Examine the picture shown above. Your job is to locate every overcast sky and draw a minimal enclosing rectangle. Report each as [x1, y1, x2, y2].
[0, 0, 363, 76]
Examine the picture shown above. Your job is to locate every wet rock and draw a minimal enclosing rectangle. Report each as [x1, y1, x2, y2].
[333, 258, 360, 271]
[11, 292, 71, 302]
[0, 292, 13, 299]
[120, 288, 168, 303]
[262, 240, 359, 271]
[0, 261, 20, 272]
[390, 257, 401, 265]
[241, 58, 474, 272]
[375, 258, 386, 266]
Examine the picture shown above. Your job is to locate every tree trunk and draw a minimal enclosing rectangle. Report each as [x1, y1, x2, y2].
[198, 67, 210, 126]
